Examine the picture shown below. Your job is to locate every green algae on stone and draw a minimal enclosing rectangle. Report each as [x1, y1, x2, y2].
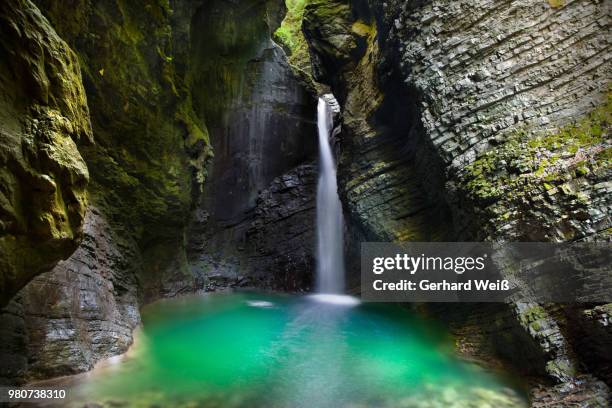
[461, 93, 611, 240]
[303, 0, 357, 72]
[28, 0, 214, 300]
[274, 0, 312, 73]
[0, 0, 93, 306]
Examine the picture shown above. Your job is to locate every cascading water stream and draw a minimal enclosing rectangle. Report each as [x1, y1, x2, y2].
[315, 96, 345, 294]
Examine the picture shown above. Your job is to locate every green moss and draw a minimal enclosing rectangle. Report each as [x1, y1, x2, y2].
[274, 0, 312, 73]
[548, 0, 565, 8]
[464, 93, 611, 204]
[33, 0, 213, 250]
[527, 96, 610, 152]
[545, 358, 576, 379]
[519, 305, 547, 324]
[274, 0, 310, 71]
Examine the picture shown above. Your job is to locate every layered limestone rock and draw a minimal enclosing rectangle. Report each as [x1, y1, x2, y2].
[0, 207, 139, 383]
[246, 164, 316, 290]
[190, 164, 317, 291]
[383, 0, 610, 242]
[302, 0, 611, 403]
[302, 0, 454, 283]
[0, 0, 92, 307]
[380, 0, 610, 394]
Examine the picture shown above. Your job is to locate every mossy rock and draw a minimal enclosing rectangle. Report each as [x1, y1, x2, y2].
[460, 92, 611, 240]
[0, 0, 93, 306]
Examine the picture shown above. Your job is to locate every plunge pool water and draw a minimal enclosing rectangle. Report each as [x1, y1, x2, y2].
[62, 292, 527, 408]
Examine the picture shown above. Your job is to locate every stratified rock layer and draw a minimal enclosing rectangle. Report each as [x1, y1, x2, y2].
[386, 0, 611, 241]
[0, 207, 139, 382]
[302, 0, 611, 403]
[380, 0, 610, 392]
[303, 0, 454, 281]
[189, 164, 317, 292]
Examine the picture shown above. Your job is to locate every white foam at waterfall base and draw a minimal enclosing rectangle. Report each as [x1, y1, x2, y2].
[308, 294, 360, 306]
[316, 96, 346, 294]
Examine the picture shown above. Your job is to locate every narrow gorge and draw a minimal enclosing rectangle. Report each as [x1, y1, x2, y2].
[0, 0, 610, 407]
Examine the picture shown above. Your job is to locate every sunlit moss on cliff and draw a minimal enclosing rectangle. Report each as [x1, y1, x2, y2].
[274, 0, 311, 72]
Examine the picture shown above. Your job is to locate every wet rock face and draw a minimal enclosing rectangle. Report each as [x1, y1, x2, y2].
[189, 164, 317, 292]
[245, 163, 317, 290]
[302, 0, 454, 287]
[303, 0, 357, 83]
[0, 0, 93, 307]
[0, 207, 139, 383]
[197, 45, 316, 223]
[186, 0, 317, 290]
[190, 0, 316, 225]
[564, 304, 612, 385]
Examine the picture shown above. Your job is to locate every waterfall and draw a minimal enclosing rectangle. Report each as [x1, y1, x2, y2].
[316, 96, 345, 294]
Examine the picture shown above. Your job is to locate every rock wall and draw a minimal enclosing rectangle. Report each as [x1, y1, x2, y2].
[186, 0, 318, 291]
[384, 0, 610, 242]
[0, 0, 317, 383]
[302, 0, 611, 404]
[0, 0, 92, 307]
[0, 0, 219, 375]
[302, 0, 454, 287]
[32, 0, 214, 301]
[0, 0, 216, 382]
[245, 164, 317, 290]
[0, 207, 139, 383]
[189, 164, 317, 291]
